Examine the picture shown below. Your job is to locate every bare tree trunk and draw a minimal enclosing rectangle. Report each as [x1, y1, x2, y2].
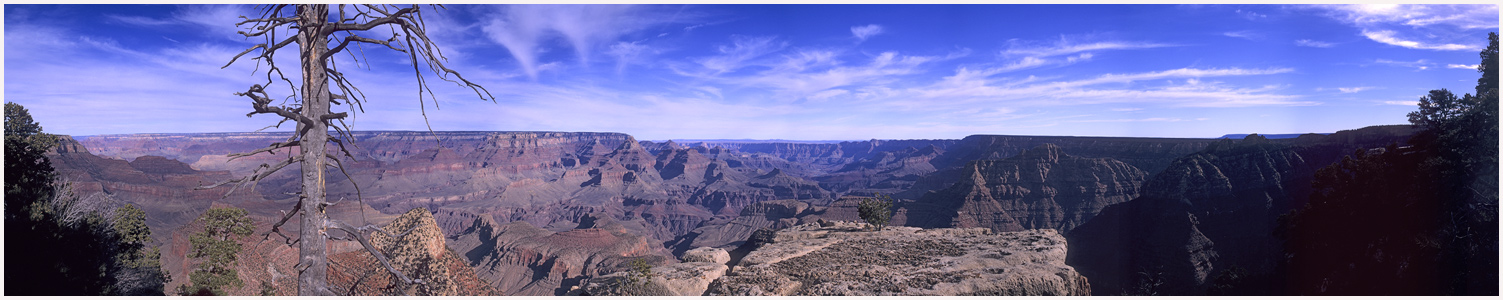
[295, 4, 332, 296]
[212, 4, 493, 295]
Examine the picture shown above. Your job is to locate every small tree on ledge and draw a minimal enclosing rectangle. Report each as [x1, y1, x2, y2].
[858, 194, 894, 231]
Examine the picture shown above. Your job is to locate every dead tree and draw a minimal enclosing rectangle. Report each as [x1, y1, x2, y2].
[204, 4, 492, 295]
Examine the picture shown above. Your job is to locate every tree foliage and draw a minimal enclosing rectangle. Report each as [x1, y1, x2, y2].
[112, 204, 171, 295]
[179, 207, 255, 296]
[6, 102, 57, 222]
[4, 102, 166, 295]
[858, 194, 895, 231]
[1279, 32, 1498, 296]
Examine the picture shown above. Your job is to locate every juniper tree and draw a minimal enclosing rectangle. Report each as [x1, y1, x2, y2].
[858, 194, 894, 231]
[181, 207, 254, 295]
[204, 4, 492, 295]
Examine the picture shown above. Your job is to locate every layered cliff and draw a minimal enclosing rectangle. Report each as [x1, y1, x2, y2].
[896, 144, 1147, 233]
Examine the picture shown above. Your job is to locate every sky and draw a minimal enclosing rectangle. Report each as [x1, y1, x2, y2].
[4, 4, 1499, 140]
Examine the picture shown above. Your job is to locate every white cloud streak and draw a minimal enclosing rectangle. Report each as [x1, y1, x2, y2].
[480, 5, 682, 79]
[1001, 39, 1174, 58]
[908, 67, 1306, 108]
[851, 24, 884, 41]
[1361, 30, 1473, 51]
[1224, 30, 1261, 40]
[1295, 39, 1336, 48]
[1315, 4, 1496, 51]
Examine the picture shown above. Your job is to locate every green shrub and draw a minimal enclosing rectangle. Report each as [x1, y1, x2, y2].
[857, 194, 894, 231]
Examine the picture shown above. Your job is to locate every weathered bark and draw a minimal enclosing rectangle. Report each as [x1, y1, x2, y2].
[295, 4, 332, 296]
[209, 4, 493, 295]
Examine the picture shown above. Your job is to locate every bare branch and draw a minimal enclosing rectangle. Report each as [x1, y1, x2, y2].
[222, 35, 297, 69]
[227, 140, 300, 160]
[325, 219, 423, 285]
[196, 155, 301, 198]
[262, 198, 303, 246]
[321, 34, 402, 62]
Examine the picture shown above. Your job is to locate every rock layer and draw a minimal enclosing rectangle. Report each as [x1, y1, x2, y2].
[896, 144, 1147, 233]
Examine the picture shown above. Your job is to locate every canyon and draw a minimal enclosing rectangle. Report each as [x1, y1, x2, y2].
[46, 125, 1418, 295]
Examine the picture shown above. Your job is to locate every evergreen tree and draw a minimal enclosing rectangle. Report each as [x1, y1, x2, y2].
[5, 102, 152, 295]
[112, 204, 169, 295]
[858, 194, 894, 231]
[179, 207, 254, 296]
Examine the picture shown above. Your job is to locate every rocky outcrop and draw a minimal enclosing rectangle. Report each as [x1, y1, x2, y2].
[576, 247, 732, 296]
[896, 144, 1147, 233]
[328, 208, 502, 296]
[446, 213, 676, 295]
[665, 199, 819, 255]
[704, 222, 1090, 296]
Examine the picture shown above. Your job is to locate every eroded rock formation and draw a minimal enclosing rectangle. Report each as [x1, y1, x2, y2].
[896, 144, 1147, 233]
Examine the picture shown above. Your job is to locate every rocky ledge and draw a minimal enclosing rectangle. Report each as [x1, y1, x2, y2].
[585, 221, 1090, 296]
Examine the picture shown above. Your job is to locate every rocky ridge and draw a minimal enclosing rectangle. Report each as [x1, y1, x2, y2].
[701, 221, 1090, 296]
[328, 208, 501, 296]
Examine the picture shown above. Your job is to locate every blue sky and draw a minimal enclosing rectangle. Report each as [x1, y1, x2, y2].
[4, 4, 1498, 140]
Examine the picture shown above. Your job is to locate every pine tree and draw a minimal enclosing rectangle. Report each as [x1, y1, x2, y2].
[180, 207, 254, 295]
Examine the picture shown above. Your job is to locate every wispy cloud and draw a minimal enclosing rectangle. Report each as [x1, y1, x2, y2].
[1223, 30, 1261, 40]
[1001, 36, 1174, 58]
[106, 14, 177, 26]
[1070, 117, 1203, 123]
[722, 51, 945, 101]
[1384, 100, 1419, 106]
[1294, 39, 1336, 48]
[1235, 9, 1268, 20]
[1321, 4, 1499, 30]
[1314, 4, 1496, 51]
[908, 67, 1308, 108]
[1448, 64, 1480, 69]
[990, 34, 1175, 74]
[692, 35, 787, 75]
[851, 24, 884, 41]
[606, 41, 652, 75]
[1361, 30, 1473, 51]
[1336, 87, 1374, 93]
[1374, 58, 1433, 70]
[480, 5, 684, 79]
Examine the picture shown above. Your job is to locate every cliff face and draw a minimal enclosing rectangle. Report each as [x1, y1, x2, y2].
[895, 144, 1147, 233]
[933, 135, 1212, 177]
[703, 222, 1090, 296]
[1065, 126, 1419, 295]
